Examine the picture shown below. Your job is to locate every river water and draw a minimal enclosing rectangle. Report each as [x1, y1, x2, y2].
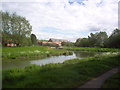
[2, 51, 102, 70]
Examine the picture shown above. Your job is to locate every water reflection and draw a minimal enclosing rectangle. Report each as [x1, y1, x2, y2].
[74, 51, 97, 58]
[30, 53, 79, 66]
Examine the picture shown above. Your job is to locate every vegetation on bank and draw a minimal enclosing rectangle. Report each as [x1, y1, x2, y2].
[60, 47, 120, 52]
[102, 71, 120, 88]
[2, 46, 72, 62]
[3, 46, 120, 62]
[61, 29, 120, 49]
[3, 54, 120, 88]
[75, 29, 120, 48]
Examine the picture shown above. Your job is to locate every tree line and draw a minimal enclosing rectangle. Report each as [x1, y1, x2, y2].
[1, 11, 37, 46]
[1, 11, 120, 48]
[62, 29, 120, 48]
[75, 29, 120, 48]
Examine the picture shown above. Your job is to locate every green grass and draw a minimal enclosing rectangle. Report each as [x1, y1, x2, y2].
[102, 71, 120, 88]
[2, 54, 120, 88]
[60, 47, 120, 52]
[3, 46, 119, 62]
[2, 46, 72, 62]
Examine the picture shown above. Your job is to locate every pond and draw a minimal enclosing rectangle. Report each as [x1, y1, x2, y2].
[2, 51, 103, 70]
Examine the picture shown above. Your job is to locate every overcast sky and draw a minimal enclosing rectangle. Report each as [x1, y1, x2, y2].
[1, 0, 119, 42]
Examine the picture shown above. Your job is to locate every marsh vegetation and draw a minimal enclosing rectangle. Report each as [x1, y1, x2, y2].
[2, 46, 120, 88]
[3, 54, 120, 88]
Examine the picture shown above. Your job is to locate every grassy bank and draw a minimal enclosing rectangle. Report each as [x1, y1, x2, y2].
[60, 47, 120, 52]
[102, 70, 120, 88]
[2, 46, 72, 62]
[3, 54, 120, 88]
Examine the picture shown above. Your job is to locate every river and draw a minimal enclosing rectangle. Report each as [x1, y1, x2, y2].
[2, 51, 103, 70]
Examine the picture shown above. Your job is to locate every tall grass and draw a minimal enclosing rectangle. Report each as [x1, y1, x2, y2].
[2, 54, 120, 88]
[2, 46, 72, 61]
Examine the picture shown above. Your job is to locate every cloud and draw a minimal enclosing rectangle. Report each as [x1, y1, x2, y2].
[1, 0, 119, 42]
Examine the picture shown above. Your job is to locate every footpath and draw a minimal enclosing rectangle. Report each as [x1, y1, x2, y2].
[78, 66, 120, 88]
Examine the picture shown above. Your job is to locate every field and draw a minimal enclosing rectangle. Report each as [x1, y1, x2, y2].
[2, 46, 120, 88]
[2, 46, 72, 62]
[3, 46, 119, 61]
[2, 54, 120, 88]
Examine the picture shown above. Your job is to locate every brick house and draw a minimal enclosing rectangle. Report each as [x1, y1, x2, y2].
[4, 40, 17, 47]
[7, 43, 17, 47]
[38, 38, 68, 47]
[48, 38, 68, 46]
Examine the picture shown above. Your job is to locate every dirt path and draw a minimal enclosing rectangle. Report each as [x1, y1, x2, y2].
[78, 66, 120, 88]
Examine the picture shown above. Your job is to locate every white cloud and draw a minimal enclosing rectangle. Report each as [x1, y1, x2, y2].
[1, 0, 119, 42]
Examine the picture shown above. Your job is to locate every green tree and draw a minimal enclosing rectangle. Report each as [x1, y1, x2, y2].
[75, 32, 108, 47]
[1, 11, 11, 46]
[1, 11, 32, 46]
[88, 33, 98, 47]
[79, 38, 89, 47]
[95, 32, 108, 47]
[31, 34, 37, 45]
[75, 38, 81, 46]
[88, 32, 108, 47]
[105, 29, 120, 48]
[75, 38, 89, 47]
[61, 42, 74, 47]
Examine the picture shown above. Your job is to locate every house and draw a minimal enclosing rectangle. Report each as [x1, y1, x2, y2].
[37, 41, 48, 46]
[38, 38, 69, 47]
[4, 40, 18, 47]
[48, 38, 68, 42]
[48, 38, 68, 46]
[7, 43, 17, 47]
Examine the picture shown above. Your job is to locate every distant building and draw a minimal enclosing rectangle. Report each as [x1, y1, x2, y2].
[48, 38, 68, 46]
[48, 38, 68, 42]
[4, 40, 18, 47]
[38, 38, 69, 47]
[6, 43, 17, 47]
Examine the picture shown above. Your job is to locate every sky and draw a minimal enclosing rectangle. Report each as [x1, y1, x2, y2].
[0, 0, 119, 42]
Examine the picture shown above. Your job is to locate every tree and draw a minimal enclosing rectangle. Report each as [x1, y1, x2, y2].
[61, 42, 74, 47]
[105, 29, 120, 48]
[31, 34, 37, 45]
[88, 32, 108, 47]
[79, 38, 89, 47]
[88, 33, 98, 47]
[94, 32, 108, 47]
[75, 38, 81, 46]
[1, 11, 11, 46]
[75, 38, 89, 47]
[75, 32, 108, 47]
[1, 11, 32, 46]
